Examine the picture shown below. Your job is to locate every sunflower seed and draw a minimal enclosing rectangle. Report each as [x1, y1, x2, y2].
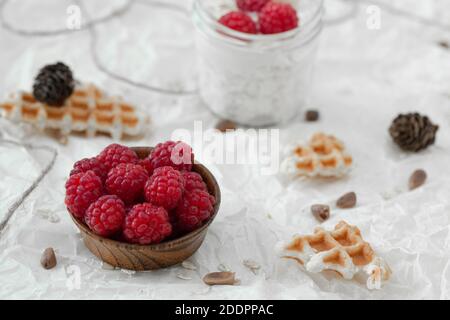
[409, 169, 427, 190]
[101, 262, 116, 270]
[37, 209, 60, 223]
[311, 204, 330, 222]
[215, 119, 237, 133]
[305, 110, 319, 122]
[243, 259, 260, 274]
[336, 192, 357, 209]
[40, 248, 57, 269]
[177, 273, 192, 280]
[181, 260, 197, 271]
[438, 41, 449, 49]
[120, 269, 136, 275]
[218, 263, 230, 272]
[203, 272, 236, 286]
[48, 214, 60, 223]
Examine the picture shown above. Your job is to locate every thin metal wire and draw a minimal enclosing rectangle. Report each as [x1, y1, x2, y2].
[0, 138, 58, 233]
[0, 0, 198, 95]
[83, 0, 198, 95]
[1, 0, 448, 95]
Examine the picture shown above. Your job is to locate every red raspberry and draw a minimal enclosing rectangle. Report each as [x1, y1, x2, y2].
[182, 171, 207, 192]
[144, 166, 184, 210]
[70, 157, 107, 181]
[259, 2, 299, 34]
[65, 170, 103, 219]
[85, 195, 125, 237]
[175, 189, 215, 232]
[148, 141, 193, 172]
[218, 11, 257, 34]
[105, 163, 148, 204]
[237, 0, 270, 12]
[139, 157, 153, 176]
[123, 203, 172, 244]
[96, 144, 138, 172]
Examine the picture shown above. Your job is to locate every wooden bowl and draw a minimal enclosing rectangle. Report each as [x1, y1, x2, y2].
[70, 147, 221, 271]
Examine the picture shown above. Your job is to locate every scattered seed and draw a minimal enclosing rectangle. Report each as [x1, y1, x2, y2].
[243, 259, 260, 274]
[101, 262, 116, 270]
[311, 204, 330, 222]
[37, 209, 60, 223]
[336, 192, 357, 209]
[203, 272, 236, 286]
[438, 41, 449, 49]
[218, 263, 230, 272]
[215, 119, 237, 133]
[177, 273, 192, 280]
[47, 214, 60, 223]
[40, 247, 57, 269]
[409, 169, 427, 190]
[381, 188, 402, 200]
[305, 110, 319, 122]
[181, 260, 197, 271]
[120, 269, 136, 275]
[139, 288, 150, 296]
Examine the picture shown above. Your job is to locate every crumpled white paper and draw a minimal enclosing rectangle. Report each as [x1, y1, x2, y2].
[1, 0, 450, 299]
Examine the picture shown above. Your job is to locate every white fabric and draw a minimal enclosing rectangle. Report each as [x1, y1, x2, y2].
[1, 0, 450, 299]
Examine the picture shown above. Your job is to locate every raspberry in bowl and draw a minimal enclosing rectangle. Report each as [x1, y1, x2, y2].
[65, 142, 221, 271]
[193, 0, 323, 126]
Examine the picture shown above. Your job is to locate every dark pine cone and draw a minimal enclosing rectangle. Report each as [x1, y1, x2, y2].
[389, 113, 439, 152]
[32, 62, 75, 106]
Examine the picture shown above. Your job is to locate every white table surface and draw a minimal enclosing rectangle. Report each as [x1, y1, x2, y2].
[0, 0, 450, 299]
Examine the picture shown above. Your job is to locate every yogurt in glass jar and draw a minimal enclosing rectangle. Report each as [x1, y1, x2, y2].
[193, 0, 323, 126]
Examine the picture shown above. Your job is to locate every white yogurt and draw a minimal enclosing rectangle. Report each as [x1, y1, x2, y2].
[193, 0, 323, 126]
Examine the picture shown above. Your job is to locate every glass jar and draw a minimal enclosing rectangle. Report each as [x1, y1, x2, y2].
[192, 0, 323, 126]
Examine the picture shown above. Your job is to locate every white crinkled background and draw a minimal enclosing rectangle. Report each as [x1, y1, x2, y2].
[0, 0, 450, 299]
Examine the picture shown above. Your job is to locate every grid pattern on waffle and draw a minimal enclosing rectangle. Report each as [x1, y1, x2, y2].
[285, 221, 374, 268]
[0, 84, 147, 140]
[280, 221, 392, 290]
[281, 133, 353, 177]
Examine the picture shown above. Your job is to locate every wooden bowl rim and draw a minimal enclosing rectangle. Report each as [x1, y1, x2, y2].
[69, 146, 221, 251]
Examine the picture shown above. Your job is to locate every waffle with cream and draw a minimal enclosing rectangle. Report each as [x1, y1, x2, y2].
[0, 83, 148, 141]
[277, 221, 391, 290]
[281, 132, 353, 178]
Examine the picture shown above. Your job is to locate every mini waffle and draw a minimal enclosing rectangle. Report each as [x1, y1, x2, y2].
[0, 83, 148, 141]
[281, 132, 353, 178]
[278, 221, 391, 290]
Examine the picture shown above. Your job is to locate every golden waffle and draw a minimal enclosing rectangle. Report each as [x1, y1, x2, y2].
[278, 221, 391, 290]
[281, 132, 353, 178]
[0, 83, 148, 141]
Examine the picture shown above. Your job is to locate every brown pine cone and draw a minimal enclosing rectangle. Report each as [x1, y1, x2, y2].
[33, 62, 74, 106]
[389, 113, 439, 152]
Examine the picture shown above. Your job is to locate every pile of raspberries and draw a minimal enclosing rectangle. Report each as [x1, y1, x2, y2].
[218, 0, 299, 35]
[65, 141, 216, 245]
